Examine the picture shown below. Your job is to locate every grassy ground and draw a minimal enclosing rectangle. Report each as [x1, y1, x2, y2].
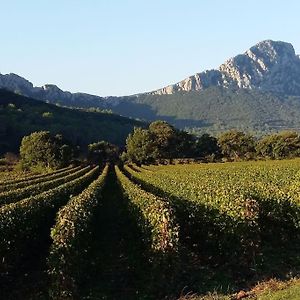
[179, 279, 300, 299]
[257, 279, 300, 300]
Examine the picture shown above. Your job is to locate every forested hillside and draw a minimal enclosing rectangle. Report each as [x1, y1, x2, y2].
[0, 89, 143, 155]
[113, 87, 300, 134]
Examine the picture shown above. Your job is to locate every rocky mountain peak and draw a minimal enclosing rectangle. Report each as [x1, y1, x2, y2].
[219, 40, 298, 89]
[151, 40, 300, 95]
[0, 39, 300, 106]
[248, 40, 295, 63]
[0, 72, 33, 93]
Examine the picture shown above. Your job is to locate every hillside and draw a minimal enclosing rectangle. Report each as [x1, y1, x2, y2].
[0, 89, 143, 155]
[0, 73, 109, 109]
[112, 88, 300, 135]
[1, 40, 300, 134]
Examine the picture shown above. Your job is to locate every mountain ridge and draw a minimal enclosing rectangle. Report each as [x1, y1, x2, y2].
[150, 40, 300, 96]
[2, 39, 300, 135]
[1, 40, 300, 102]
[0, 72, 114, 109]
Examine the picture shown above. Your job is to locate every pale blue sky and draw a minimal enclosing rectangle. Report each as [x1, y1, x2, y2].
[1, 0, 299, 96]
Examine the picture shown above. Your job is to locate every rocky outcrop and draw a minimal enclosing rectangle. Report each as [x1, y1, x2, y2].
[155, 70, 223, 95]
[151, 40, 300, 95]
[1, 40, 300, 106]
[0, 73, 109, 108]
[0, 73, 34, 94]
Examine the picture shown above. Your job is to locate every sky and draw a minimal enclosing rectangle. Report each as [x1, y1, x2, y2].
[1, 0, 300, 96]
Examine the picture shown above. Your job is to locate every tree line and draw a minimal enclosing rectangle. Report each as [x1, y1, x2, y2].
[123, 121, 300, 164]
[3, 121, 300, 171]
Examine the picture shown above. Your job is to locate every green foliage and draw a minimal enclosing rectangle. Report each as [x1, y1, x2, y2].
[0, 89, 144, 156]
[256, 131, 300, 159]
[218, 130, 256, 160]
[126, 127, 158, 164]
[257, 281, 300, 300]
[195, 133, 221, 158]
[124, 161, 300, 267]
[178, 279, 300, 300]
[20, 131, 55, 170]
[115, 165, 179, 256]
[85, 107, 113, 114]
[0, 166, 80, 193]
[125, 124, 300, 163]
[0, 158, 300, 298]
[0, 166, 90, 206]
[48, 165, 109, 299]
[125, 121, 199, 163]
[149, 121, 179, 158]
[19, 131, 73, 171]
[0, 166, 99, 282]
[175, 130, 197, 158]
[0, 165, 72, 186]
[112, 87, 300, 135]
[120, 151, 129, 163]
[88, 141, 119, 164]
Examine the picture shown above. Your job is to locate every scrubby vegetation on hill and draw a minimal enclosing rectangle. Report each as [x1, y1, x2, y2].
[112, 87, 300, 135]
[0, 89, 144, 155]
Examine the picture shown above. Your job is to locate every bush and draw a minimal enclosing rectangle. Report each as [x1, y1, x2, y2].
[20, 131, 73, 171]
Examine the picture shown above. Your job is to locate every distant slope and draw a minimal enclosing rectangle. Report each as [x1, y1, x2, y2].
[0, 73, 110, 108]
[1, 40, 300, 134]
[0, 89, 143, 155]
[111, 87, 300, 134]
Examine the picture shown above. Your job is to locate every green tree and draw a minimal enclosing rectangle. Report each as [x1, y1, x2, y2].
[88, 141, 119, 164]
[195, 133, 221, 158]
[256, 131, 300, 159]
[149, 121, 178, 158]
[125, 121, 208, 162]
[54, 134, 74, 166]
[126, 127, 158, 164]
[175, 130, 196, 158]
[20, 131, 73, 171]
[218, 130, 256, 160]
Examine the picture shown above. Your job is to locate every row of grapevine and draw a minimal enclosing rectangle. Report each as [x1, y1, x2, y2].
[124, 164, 261, 265]
[0, 166, 91, 206]
[0, 165, 74, 186]
[136, 162, 300, 234]
[125, 161, 300, 260]
[48, 164, 109, 299]
[0, 165, 81, 193]
[1, 160, 299, 298]
[0, 166, 99, 281]
[115, 165, 179, 257]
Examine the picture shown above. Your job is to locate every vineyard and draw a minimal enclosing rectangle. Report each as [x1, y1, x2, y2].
[0, 160, 300, 299]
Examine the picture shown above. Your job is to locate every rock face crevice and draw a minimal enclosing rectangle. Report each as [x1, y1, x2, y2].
[151, 40, 300, 96]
